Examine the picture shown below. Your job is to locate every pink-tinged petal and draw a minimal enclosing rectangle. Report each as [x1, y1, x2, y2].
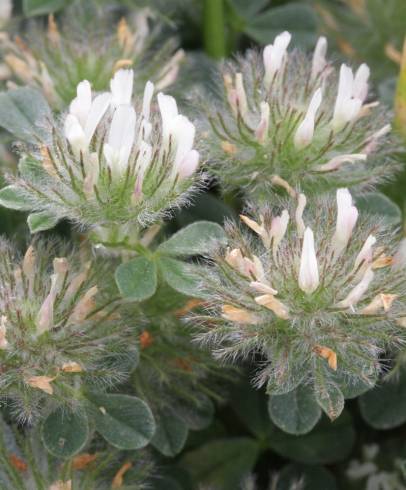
[83, 92, 112, 144]
[332, 188, 358, 257]
[255, 101, 270, 143]
[235, 73, 248, 118]
[104, 105, 136, 172]
[263, 31, 291, 88]
[177, 149, 199, 179]
[311, 36, 328, 80]
[69, 80, 92, 127]
[353, 63, 370, 102]
[142, 81, 154, 121]
[315, 153, 366, 172]
[110, 69, 134, 106]
[64, 114, 87, 156]
[270, 209, 289, 256]
[337, 268, 374, 309]
[295, 193, 307, 237]
[298, 227, 319, 294]
[294, 88, 322, 148]
[354, 234, 376, 271]
[157, 92, 178, 144]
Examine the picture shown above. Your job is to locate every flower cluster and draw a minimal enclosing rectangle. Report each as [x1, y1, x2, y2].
[202, 32, 396, 197]
[0, 239, 136, 424]
[0, 68, 201, 246]
[0, 8, 184, 109]
[196, 189, 406, 418]
[0, 417, 154, 489]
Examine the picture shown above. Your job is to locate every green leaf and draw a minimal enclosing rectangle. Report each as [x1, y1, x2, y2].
[0, 88, 52, 143]
[115, 257, 157, 301]
[268, 385, 322, 435]
[180, 438, 260, 490]
[277, 464, 338, 490]
[245, 3, 318, 49]
[228, 0, 269, 21]
[151, 411, 188, 457]
[0, 185, 33, 211]
[41, 408, 89, 459]
[330, 370, 374, 399]
[268, 411, 355, 464]
[27, 211, 59, 233]
[158, 221, 227, 257]
[173, 394, 214, 431]
[159, 257, 203, 298]
[314, 380, 344, 421]
[88, 393, 156, 450]
[23, 0, 67, 16]
[359, 369, 406, 429]
[355, 192, 402, 225]
[231, 379, 272, 440]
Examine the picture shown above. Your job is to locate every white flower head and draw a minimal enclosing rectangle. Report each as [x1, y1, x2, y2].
[298, 227, 319, 294]
[263, 31, 291, 88]
[332, 188, 359, 257]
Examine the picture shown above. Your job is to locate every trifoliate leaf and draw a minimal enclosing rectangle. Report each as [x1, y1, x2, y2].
[245, 3, 317, 48]
[0, 185, 33, 211]
[115, 256, 157, 301]
[314, 378, 344, 421]
[158, 221, 227, 256]
[87, 393, 156, 450]
[359, 369, 406, 429]
[268, 411, 355, 464]
[172, 394, 214, 431]
[268, 385, 322, 435]
[151, 411, 188, 457]
[355, 192, 402, 225]
[159, 257, 203, 298]
[277, 464, 338, 490]
[180, 438, 260, 490]
[41, 408, 89, 459]
[0, 88, 52, 142]
[27, 211, 59, 233]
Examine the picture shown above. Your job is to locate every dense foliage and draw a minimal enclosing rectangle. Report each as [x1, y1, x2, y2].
[0, 1, 405, 489]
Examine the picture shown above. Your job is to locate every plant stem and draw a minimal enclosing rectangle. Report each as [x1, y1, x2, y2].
[203, 0, 227, 59]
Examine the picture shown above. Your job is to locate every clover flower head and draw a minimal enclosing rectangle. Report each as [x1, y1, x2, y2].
[0, 239, 135, 424]
[203, 32, 396, 197]
[196, 189, 406, 420]
[0, 69, 201, 244]
[0, 8, 184, 108]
